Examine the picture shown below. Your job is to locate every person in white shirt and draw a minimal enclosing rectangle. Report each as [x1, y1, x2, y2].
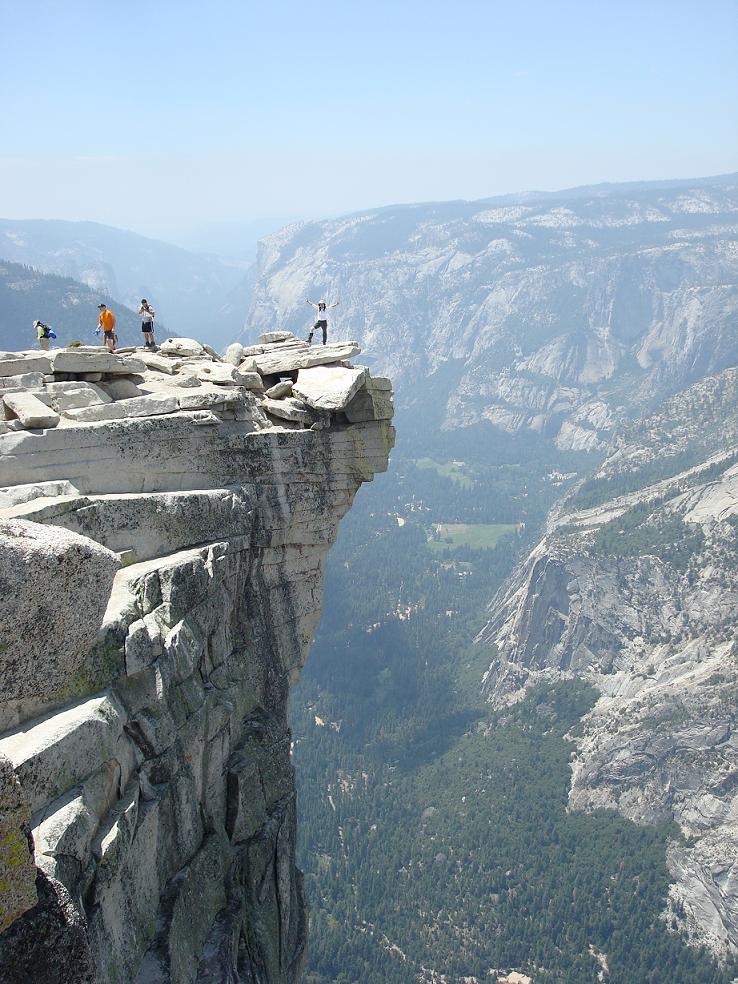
[306, 297, 339, 345]
[139, 299, 156, 349]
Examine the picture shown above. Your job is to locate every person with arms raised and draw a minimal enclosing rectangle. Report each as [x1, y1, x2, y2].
[306, 297, 339, 346]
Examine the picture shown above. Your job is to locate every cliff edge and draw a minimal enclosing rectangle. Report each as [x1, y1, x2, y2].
[0, 333, 394, 983]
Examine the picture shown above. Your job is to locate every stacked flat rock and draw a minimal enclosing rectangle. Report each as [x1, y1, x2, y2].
[0, 338, 273, 434]
[0, 332, 394, 984]
[0, 337, 393, 437]
[292, 365, 368, 411]
[251, 341, 361, 375]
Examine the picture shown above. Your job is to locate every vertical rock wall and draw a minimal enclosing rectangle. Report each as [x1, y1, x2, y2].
[0, 340, 393, 982]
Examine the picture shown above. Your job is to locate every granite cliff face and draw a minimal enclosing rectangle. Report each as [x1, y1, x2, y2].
[0, 334, 393, 982]
[246, 174, 738, 449]
[478, 369, 738, 959]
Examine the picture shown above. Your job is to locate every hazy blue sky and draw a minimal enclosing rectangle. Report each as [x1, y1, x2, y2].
[1, 0, 736, 240]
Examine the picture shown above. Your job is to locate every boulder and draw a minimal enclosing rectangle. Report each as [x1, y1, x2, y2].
[0, 693, 131, 815]
[265, 380, 293, 399]
[234, 370, 264, 390]
[252, 342, 361, 376]
[137, 352, 181, 374]
[242, 341, 308, 358]
[0, 870, 97, 983]
[262, 397, 313, 425]
[12, 390, 54, 407]
[177, 389, 242, 411]
[50, 352, 146, 375]
[44, 382, 112, 411]
[194, 363, 238, 386]
[3, 392, 60, 429]
[173, 375, 201, 389]
[159, 338, 205, 357]
[0, 355, 52, 376]
[56, 346, 102, 353]
[0, 372, 46, 392]
[293, 365, 368, 411]
[0, 520, 120, 719]
[0, 480, 79, 509]
[99, 379, 143, 401]
[258, 331, 295, 344]
[344, 379, 394, 422]
[265, 339, 309, 350]
[61, 393, 179, 423]
[223, 343, 244, 366]
[365, 375, 392, 392]
[125, 614, 164, 675]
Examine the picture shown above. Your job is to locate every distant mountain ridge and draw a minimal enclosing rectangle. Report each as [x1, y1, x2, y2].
[336, 171, 738, 218]
[245, 174, 738, 975]
[247, 172, 738, 450]
[0, 218, 247, 346]
[0, 259, 139, 349]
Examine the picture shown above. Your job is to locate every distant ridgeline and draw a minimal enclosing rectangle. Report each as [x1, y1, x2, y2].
[280, 173, 738, 984]
[0, 218, 247, 348]
[248, 172, 738, 454]
[0, 260, 139, 349]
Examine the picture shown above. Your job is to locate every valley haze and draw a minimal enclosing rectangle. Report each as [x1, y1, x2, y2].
[0, 101, 737, 984]
[1, 0, 737, 979]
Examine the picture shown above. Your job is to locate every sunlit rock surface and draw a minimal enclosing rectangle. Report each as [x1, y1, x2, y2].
[247, 175, 738, 447]
[0, 334, 394, 983]
[478, 369, 738, 960]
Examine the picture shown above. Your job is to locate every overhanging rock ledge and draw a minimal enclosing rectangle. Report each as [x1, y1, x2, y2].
[0, 333, 394, 983]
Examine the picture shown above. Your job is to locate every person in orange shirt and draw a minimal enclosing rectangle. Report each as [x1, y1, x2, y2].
[97, 303, 117, 352]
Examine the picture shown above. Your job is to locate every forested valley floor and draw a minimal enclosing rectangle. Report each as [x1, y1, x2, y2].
[291, 414, 737, 984]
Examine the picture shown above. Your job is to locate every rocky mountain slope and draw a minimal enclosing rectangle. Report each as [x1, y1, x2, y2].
[0, 219, 246, 345]
[0, 335, 393, 982]
[247, 173, 738, 450]
[478, 367, 738, 960]
[0, 259, 140, 350]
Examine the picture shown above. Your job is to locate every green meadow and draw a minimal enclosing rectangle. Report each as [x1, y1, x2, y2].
[428, 522, 519, 551]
